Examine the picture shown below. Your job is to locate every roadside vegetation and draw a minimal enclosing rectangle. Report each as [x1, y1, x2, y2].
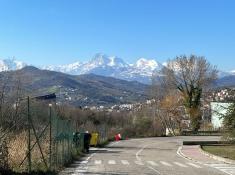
[201, 100, 235, 160]
[152, 55, 218, 133]
[202, 145, 235, 160]
[221, 102, 235, 140]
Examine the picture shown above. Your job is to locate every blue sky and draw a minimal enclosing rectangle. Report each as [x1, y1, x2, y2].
[0, 0, 234, 70]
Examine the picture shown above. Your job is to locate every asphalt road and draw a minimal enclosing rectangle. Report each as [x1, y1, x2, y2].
[60, 136, 232, 175]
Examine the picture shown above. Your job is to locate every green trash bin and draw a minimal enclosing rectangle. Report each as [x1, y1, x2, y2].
[73, 132, 85, 152]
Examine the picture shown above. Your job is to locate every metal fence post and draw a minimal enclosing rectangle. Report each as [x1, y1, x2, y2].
[49, 104, 52, 170]
[27, 96, 31, 173]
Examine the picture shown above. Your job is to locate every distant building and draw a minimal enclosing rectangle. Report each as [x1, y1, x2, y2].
[208, 88, 235, 102]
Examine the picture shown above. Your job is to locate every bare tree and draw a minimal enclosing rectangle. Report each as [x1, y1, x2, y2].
[159, 55, 218, 131]
[160, 91, 185, 134]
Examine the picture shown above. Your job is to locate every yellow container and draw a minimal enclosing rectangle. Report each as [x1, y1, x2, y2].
[90, 132, 99, 146]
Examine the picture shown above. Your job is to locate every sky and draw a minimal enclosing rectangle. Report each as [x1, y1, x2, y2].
[0, 0, 234, 71]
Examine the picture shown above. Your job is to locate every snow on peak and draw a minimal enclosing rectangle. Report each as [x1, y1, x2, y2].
[0, 54, 166, 84]
[230, 70, 235, 74]
[41, 54, 165, 84]
[91, 53, 110, 66]
[135, 58, 162, 71]
[228, 70, 235, 75]
[43, 61, 81, 74]
[108, 56, 127, 67]
[89, 53, 127, 67]
[62, 61, 81, 70]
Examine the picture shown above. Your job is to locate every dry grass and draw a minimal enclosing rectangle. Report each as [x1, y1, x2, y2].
[7, 131, 50, 172]
[8, 131, 28, 171]
[202, 144, 235, 160]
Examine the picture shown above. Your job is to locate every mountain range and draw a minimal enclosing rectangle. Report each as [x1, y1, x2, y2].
[0, 53, 235, 85]
[0, 66, 149, 106]
[43, 53, 165, 84]
[0, 54, 235, 106]
[0, 54, 164, 84]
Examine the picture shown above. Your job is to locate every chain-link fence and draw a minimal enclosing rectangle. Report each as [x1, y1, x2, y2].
[0, 96, 79, 173]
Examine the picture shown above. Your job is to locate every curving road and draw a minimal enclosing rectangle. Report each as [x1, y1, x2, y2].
[60, 136, 233, 175]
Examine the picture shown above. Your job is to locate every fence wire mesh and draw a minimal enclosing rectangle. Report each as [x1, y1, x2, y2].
[0, 97, 79, 173]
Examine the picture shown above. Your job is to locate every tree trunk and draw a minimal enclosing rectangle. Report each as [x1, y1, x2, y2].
[188, 107, 201, 132]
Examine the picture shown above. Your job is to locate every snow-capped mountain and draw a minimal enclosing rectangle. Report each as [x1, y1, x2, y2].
[230, 70, 235, 75]
[0, 54, 164, 84]
[218, 70, 235, 78]
[135, 58, 160, 71]
[45, 61, 82, 74]
[2, 54, 234, 85]
[0, 58, 27, 71]
[43, 53, 164, 84]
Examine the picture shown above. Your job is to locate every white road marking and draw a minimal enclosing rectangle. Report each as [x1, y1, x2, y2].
[94, 160, 102, 165]
[217, 167, 235, 169]
[147, 161, 158, 166]
[205, 164, 235, 175]
[177, 146, 188, 160]
[187, 162, 202, 168]
[226, 170, 235, 175]
[136, 144, 149, 161]
[108, 160, 116, 165]
[160, 161, 172, 166]
[76, 166, 88, 170]
[60, 150, 96, 175]
[75, 166, 88, 172]
[121, 160, 130, 165]
[135, 160, 144, 165]
[147, 165, 161, 175]
[174, 162, 188, 168]
[80, 160, 88, 164]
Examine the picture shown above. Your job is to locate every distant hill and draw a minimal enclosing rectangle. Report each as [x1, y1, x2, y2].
[0, 66, 150, 106]
[1, 65, 235, 107]
[215, 75, 235, 88]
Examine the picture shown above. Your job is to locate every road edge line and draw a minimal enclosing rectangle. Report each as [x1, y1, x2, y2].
[176, 146, 203, 164]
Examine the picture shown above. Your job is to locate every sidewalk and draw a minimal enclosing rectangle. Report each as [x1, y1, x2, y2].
[180, 145, 219, 163]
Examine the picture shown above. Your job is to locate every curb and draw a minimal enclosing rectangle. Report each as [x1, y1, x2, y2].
[199, 146, 235, 165]
[177, 146, 203, 164]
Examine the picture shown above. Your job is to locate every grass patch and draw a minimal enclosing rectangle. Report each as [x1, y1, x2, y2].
[202, 144, 235, 160]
